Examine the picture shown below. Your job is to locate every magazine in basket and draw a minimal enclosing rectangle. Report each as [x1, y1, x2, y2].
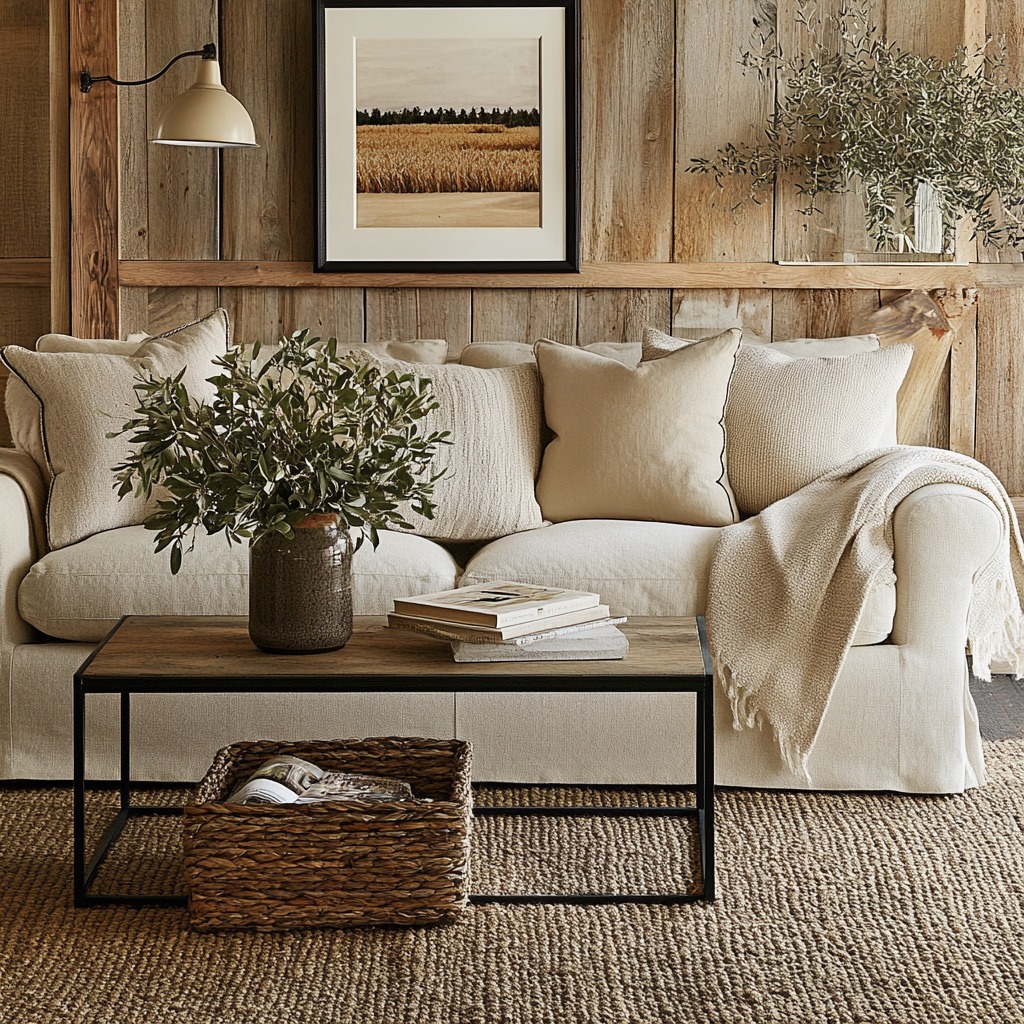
[392, 580, 601, 627]
[225, 755, 417, 806]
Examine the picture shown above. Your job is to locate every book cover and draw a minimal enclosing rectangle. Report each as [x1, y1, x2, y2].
[387, 604, 611, 641]
[392, 580, 601, 627]
[451, 624, 629, 663]
[387, 613, 624, 646]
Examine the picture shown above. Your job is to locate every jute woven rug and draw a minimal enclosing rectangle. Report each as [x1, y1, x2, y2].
[1, 741, 1022, 1024]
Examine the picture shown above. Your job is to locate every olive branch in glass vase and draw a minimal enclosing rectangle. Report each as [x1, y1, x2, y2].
[689, 1, 1024, 254]
[111, 328, 450, 575]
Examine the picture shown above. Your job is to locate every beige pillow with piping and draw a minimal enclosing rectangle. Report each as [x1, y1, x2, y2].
[534, 333, 741, 527]
[725, 342, 913, 515]
[40, 335, 148, 353]
[5, 336, 147, 477]
[6, 367, 46, 462]
[0, 309, 229, 550]
[376, 358, 545, 542]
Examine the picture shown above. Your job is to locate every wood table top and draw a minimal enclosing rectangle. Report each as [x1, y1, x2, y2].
[77, 615, 710, 689]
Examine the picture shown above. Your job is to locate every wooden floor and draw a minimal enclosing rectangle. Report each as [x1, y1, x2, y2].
[970, 502, 1024, 741]
[972, 674, 1024, 740]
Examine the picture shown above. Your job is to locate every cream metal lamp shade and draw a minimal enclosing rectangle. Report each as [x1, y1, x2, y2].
[79, 43, 257, 150]
[152, 58, 257, 148]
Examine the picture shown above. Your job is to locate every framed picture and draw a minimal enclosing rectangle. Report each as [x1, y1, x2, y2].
[314, 1, 580, 273]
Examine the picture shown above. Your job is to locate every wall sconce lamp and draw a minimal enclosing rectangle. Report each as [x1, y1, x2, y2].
[79, 43, 257, 148]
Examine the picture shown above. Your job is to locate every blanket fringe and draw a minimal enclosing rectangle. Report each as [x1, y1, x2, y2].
[713, 654, 814, 784]
[969, 576, 1024, 681]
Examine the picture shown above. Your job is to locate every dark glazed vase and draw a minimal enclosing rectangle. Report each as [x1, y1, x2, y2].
[248, 513, 354, 654]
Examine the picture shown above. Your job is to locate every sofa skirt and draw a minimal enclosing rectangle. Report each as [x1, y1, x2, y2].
[3, 640, 983, 794]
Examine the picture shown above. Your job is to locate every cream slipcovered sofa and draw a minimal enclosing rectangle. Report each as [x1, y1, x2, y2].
[0, 310, 1001, 792]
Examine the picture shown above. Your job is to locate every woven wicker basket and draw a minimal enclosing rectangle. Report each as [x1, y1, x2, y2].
[183, 736, 472, 931]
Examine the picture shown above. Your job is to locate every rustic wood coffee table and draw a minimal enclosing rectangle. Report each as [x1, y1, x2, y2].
[74, 614, 714, 907]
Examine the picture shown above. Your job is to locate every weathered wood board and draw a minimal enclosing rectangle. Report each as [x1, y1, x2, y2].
[364, 290, 472, 355]
[582, 0, 675, 262]
[577, 289, 672, 343]
[0, 1, 50, 259]
[976, 290, 1024, 493]
[220, 0, 314, 260]
[220, 288, 365, 347]
[675, 0, 775, 262]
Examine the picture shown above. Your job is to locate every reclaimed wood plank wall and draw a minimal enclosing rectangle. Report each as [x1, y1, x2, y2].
[3, 0, 1024, 492]
[0, 0, 53, 445]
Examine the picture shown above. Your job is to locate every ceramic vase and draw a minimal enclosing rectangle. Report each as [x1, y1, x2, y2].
[248, 513, 353, 653]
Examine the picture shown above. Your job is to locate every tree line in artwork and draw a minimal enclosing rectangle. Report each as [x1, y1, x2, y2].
[356, 106, 541, 127]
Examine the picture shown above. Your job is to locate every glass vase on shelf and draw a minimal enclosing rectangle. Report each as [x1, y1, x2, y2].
[845, 181, 959, 264]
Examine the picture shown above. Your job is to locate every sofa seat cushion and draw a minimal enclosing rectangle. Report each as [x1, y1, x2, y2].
[19, 525, 460, 642]
[461, 519, 724, 622]
[460, 520, 894, 646]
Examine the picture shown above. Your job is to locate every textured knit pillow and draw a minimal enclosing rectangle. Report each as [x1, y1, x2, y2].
[643, 326, 896, 445]
[534, 333, 741, 526]
[749, 334, 879, 358]
[377, 358, 545, 542]
[725, 342, 913, 514]
[641, 326, 908, 514]
[0, 309, 229, 550]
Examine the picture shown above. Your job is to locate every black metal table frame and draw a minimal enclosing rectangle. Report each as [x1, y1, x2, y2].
[73, 618, 714, 908]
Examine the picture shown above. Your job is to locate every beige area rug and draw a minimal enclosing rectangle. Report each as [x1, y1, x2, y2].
[1, 742, 1022, 1024]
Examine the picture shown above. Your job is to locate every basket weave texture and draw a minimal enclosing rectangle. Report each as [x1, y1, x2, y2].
[183, 736, 472, 931]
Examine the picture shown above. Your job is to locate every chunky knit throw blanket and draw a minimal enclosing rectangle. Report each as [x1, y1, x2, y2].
[706, 446, 1024, 777]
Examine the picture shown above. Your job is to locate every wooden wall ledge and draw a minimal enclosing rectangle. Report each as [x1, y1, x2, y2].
[2, 256, 1018, 293]
[0, 258, 50, 286]
[115, 259, 1024, 291]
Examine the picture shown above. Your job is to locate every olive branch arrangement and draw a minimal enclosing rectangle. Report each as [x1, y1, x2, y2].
[690, 1, 1024, 251]
[112, 329, 450, 574]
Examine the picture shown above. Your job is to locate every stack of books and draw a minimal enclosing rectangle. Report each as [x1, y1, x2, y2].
[386, 580, 627, 662]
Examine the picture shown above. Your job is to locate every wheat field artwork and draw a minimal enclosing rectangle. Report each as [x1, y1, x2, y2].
[355, 37, 541, 228]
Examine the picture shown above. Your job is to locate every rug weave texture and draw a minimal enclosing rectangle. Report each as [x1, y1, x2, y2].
[1, 741, 1022, 1024]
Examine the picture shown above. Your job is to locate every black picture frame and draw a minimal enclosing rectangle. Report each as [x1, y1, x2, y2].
[313, 0, 580, 273]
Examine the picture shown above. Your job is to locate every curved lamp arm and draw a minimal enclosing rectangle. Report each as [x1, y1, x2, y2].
[80, 42, 217, 93]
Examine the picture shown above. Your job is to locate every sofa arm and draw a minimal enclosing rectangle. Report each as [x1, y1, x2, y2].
[890, 482, 1003, 651]
[0, 449, 47, 647]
